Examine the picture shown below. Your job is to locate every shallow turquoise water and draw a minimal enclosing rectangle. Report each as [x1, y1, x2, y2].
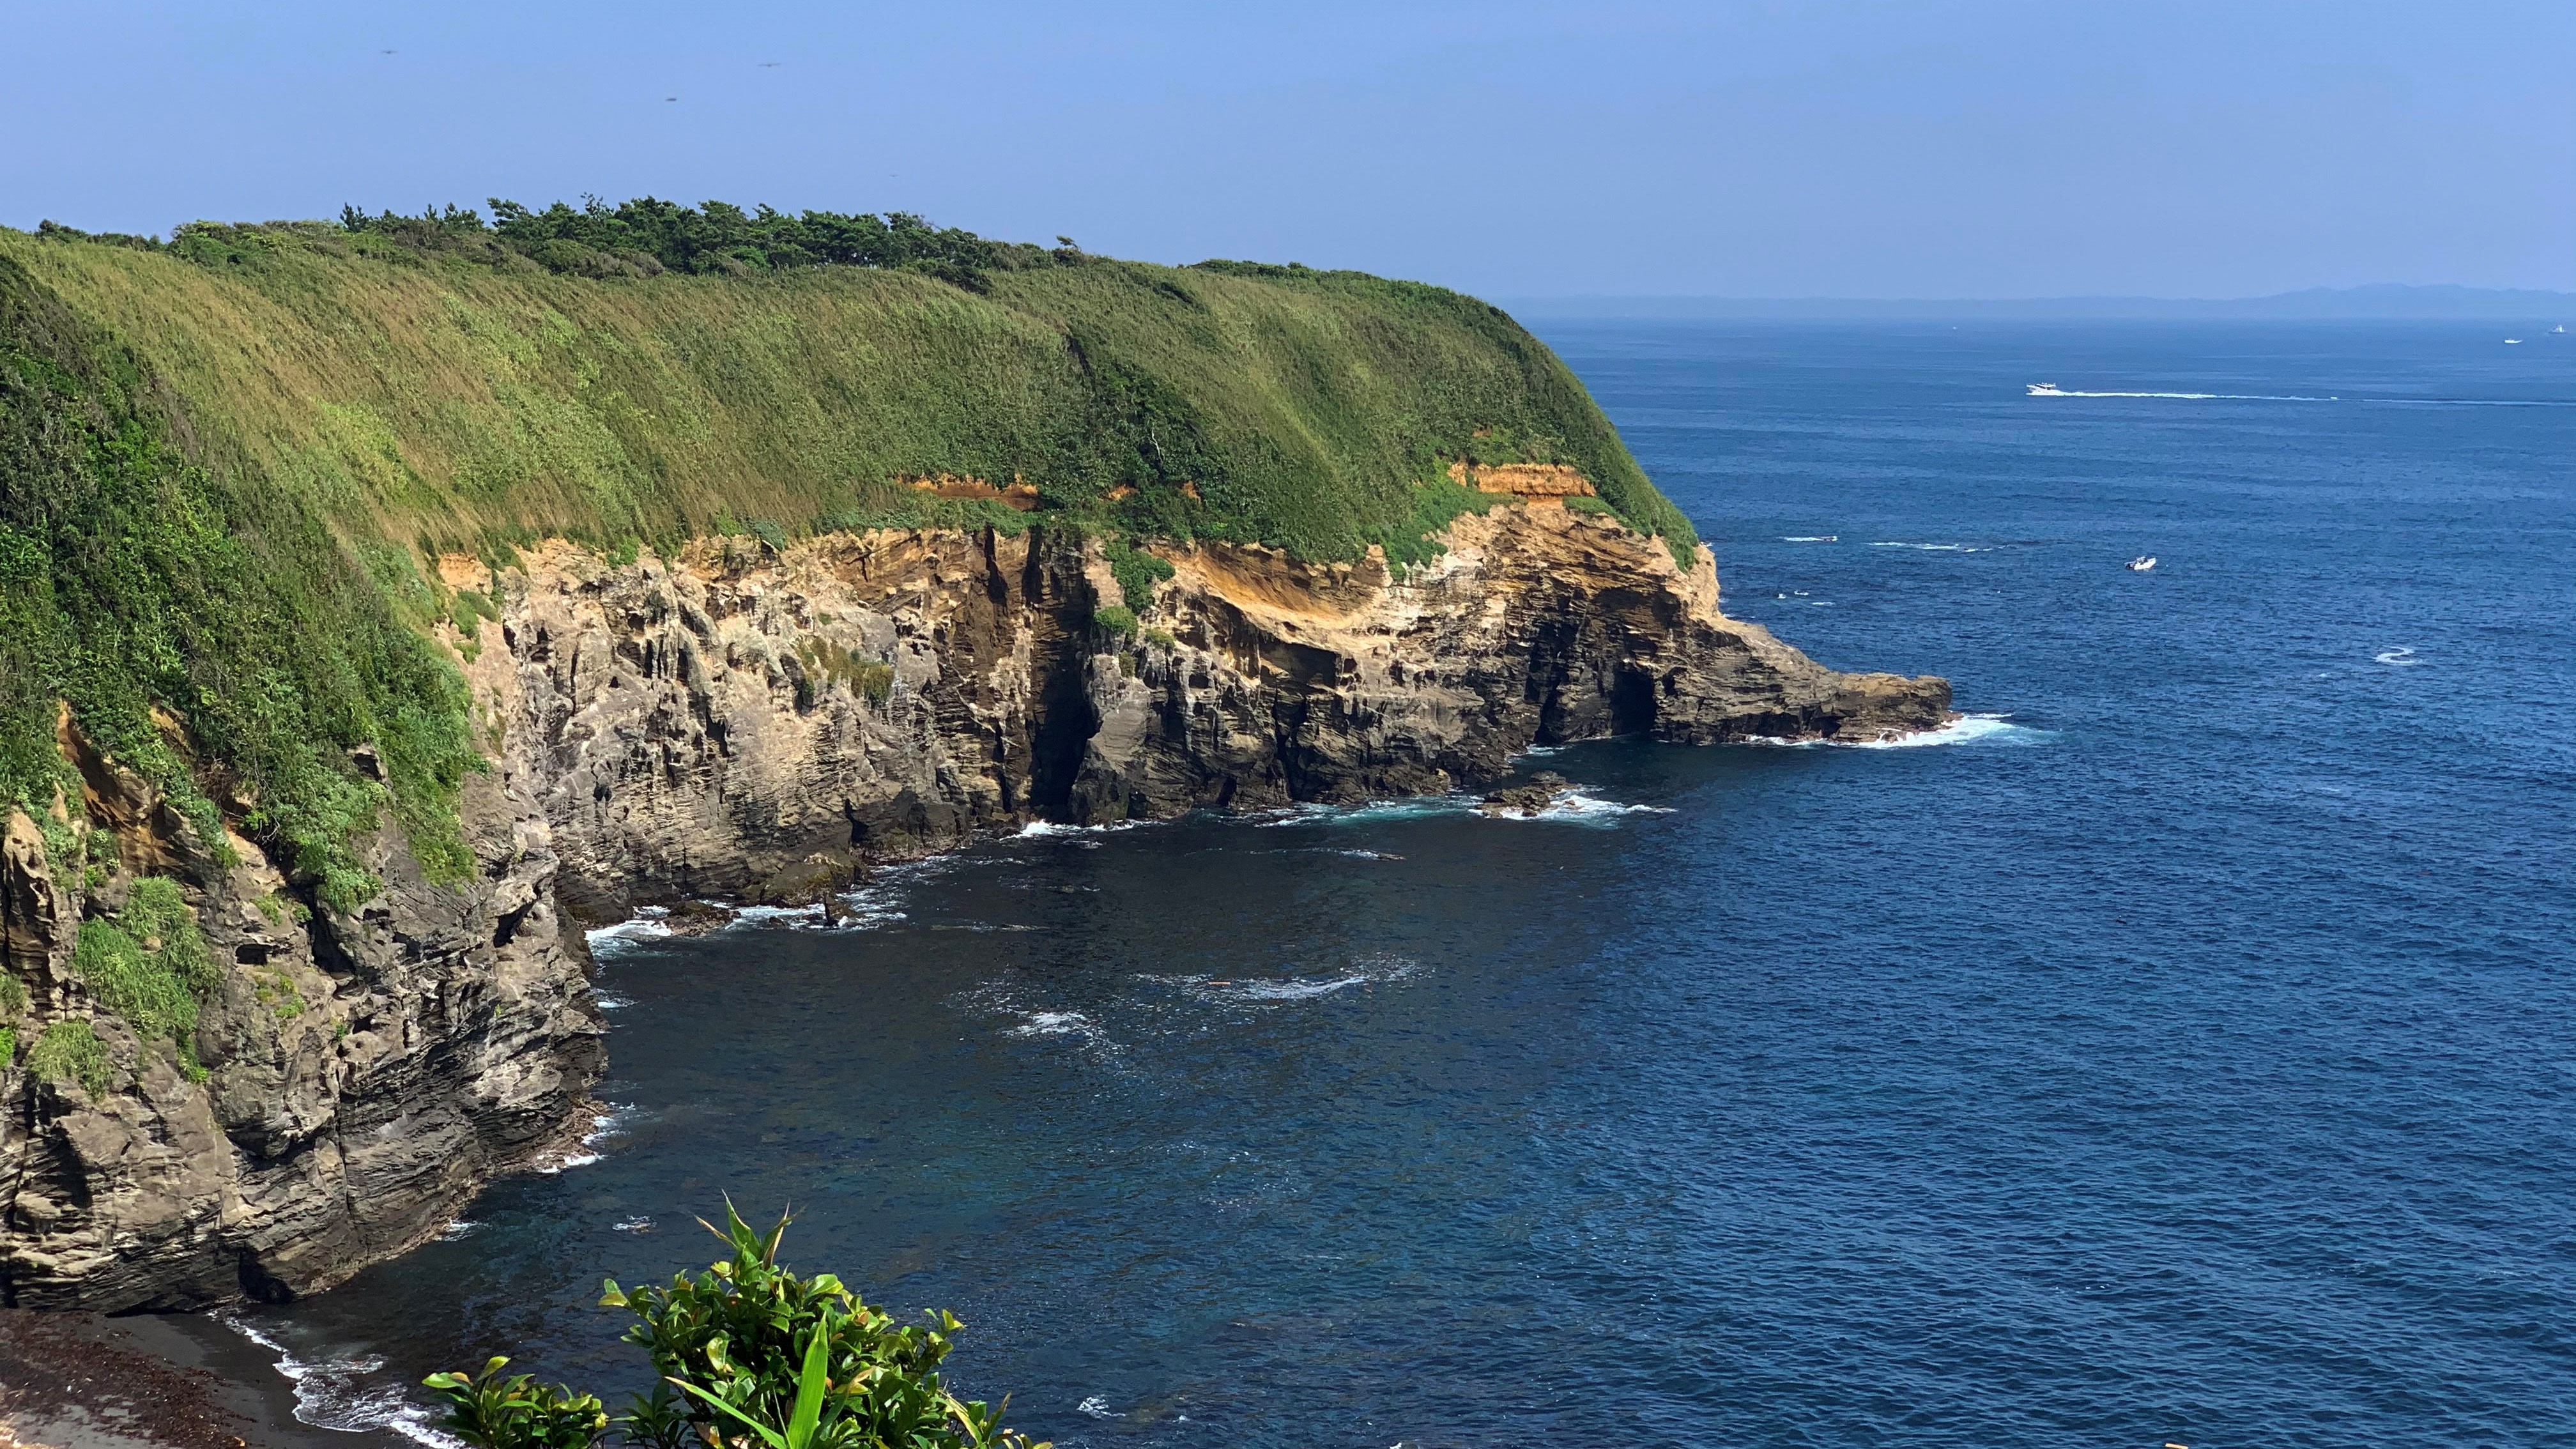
[245, 321, 2576, 1447]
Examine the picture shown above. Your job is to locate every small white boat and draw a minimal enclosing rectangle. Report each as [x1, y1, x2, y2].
[2028, 383, 2070, 396]
[2126, 555, 2158, 572]
[2504, 337, 2522, 344]
[2555, 325, 2567, 334]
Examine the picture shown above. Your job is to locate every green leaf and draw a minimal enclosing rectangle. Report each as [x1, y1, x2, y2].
[664, 1377, 787, 1449]
[786, 1325, 830, 1449]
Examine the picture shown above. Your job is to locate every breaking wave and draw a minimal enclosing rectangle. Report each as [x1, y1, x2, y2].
[1745, 712, 2055, 750]
[585, 908, 673, 951]
[1251, 790, 1666, 829]
[1150, 953, 1421, 1005]
[219, 1315, 462, 1449]
[536, 1103, 644, 1175]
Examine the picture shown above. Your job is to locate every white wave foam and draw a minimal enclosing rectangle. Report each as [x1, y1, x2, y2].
[1854, 713, 2055, 748]
[1252, 788, 1662, 829]
[2375, 646, 2426, 666]
[1251, 797, 1471, 827]
[1155, 954, 1420, 1004]
[1489, 788, 1675, 826]
[585, 1103, 643, 1145]
[1781, 535, 1839, 542]
[1232, 974, 1373, 1000]
[1869, 542, 1993, 552]
[536, 1103, 640, 1174]
[1009, 1009, 1096, 1038]
[585, 916, 672, 950]
[1077, 1396, 1116, 1419]
[1744, 712, 2053, 750]
[437, 1219, 479, 1241]
[613, 1215, 654, 1232]
[593, 992, 634, 1009]
[1016, 819, 1142, 838]
[218, 1315, 464, 1449]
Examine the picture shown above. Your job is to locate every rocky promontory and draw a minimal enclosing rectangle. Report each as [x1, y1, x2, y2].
[0, 503, 1944, 1308]
[0, 208, 1947, 1310]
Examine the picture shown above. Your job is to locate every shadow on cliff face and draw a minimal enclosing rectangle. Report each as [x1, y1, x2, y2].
[1025, 549, 1104, 822]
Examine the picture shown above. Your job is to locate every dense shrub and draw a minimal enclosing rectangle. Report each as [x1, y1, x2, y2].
[1103, 542, 1174, 615]
[72, 876, 220, 1073]
[429, 1206, 1044, 1449]
[27, 1020, 107, 1095]
[424, 1362, 608, 1449]
[332, 197, 1092, 293]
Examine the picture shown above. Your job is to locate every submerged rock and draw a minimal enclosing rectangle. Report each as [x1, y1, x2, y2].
[1481, 772, 1574, 817]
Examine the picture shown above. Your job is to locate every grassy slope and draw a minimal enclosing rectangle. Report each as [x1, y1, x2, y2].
[3, 233, 1692, 560]
[0, 225, 1694, 906]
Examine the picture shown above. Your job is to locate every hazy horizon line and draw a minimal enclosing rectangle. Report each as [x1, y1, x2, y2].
[1499, 283, 2575, 321]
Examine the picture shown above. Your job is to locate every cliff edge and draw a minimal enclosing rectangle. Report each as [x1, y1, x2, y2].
[0, 213, 1946, 1308]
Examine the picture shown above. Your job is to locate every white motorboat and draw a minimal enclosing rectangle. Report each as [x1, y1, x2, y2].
[2126, 556, 2158, 572]
[2027, 383, 2070, 396]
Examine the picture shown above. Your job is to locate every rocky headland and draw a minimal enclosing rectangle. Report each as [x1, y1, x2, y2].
[0, 503, 1945, 1310]
[0, 208, 1948, 1314]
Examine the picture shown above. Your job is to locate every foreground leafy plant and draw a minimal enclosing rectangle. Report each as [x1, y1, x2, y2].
[429, 1204, 1045, 1449]
[424, 1358, 609, 1449]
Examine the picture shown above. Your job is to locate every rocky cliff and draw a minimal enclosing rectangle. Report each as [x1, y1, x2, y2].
[0, 723, 599, 1310]
[0, 215, 1954, 1310]
[1, 501, 1944, 1309]
[475, 502, 1948, 917]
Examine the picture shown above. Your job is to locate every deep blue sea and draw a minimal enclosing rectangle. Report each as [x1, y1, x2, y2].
[240, 322, 2575, 1448]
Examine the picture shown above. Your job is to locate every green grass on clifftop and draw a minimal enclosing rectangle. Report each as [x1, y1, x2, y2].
[0, 211, 1694, 903]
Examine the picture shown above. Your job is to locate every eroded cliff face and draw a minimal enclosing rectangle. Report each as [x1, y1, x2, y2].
[468, 503, 1947, 917]
[0, 731, 600, 1309]
[0, 502, 1947, 1308]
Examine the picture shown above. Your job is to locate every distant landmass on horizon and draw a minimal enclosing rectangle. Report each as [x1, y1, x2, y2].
[1503, 284, 2576, 322]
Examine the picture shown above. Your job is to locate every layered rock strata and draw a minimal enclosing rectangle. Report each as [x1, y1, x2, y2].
[0, 730, 601, 1310]
[1, 502, 1947, 1308]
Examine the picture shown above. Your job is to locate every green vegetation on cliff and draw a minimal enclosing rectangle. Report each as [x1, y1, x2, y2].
[0, 202, 1695, 903]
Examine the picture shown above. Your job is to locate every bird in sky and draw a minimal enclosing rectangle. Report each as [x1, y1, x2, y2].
[759, 61, 782, 68]
[664, 96, 678, 102]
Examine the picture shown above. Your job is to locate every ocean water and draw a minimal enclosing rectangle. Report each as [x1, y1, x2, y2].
[238, 322, 2576, 1448]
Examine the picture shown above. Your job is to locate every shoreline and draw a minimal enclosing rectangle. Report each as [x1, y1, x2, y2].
[578, 717, 1985, 937]
[3, 723, 1997, 1446]
[0, 1309, 406, 1449]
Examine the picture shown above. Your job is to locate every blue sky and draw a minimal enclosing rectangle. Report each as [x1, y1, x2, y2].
[9, 1, 2569, 298]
